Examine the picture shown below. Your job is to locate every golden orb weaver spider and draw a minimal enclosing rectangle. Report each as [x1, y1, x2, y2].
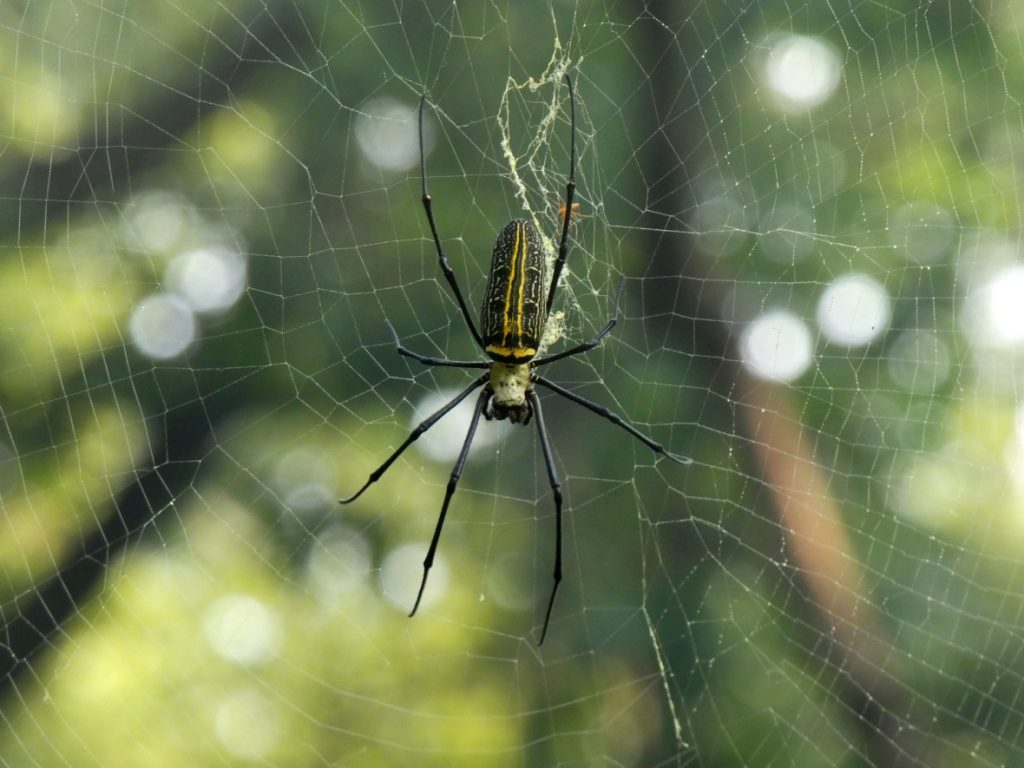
[340, 74, 690, 644]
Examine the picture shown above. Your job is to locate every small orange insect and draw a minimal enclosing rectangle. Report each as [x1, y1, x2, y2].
[558, 201, 581, 223]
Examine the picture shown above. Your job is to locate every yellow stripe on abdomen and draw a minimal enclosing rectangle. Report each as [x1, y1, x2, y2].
[515, 221, 527, 345]
[500, 223, 521, 348]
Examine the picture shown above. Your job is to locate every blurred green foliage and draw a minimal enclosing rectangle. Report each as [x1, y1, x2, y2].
[4, 1, 1024, 766]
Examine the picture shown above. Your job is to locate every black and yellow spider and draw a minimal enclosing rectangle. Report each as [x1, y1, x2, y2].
[341, 74, 689, 643]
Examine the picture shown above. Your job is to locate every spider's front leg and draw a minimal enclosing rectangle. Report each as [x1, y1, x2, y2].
[338, 374, 488, 504]
[418, 92, 486, 351]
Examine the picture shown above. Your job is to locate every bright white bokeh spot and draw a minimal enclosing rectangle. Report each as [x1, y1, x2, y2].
[203, 594, 282, 665]
[165, 246, 247, 314]
[741, 310, 814, 382]
[886, 329, 952, 394]
[381, 542, 449, 612]
[816, 274, 891, 347]
[355, 97, 431, 172]
[121, 191, 194, 254]
[972, 266, 1024, 346]
[214, 688, 279, 760]
[413, 387, 511, 463]
[128, 293, 197, 359]
[763, 34, 842, 112]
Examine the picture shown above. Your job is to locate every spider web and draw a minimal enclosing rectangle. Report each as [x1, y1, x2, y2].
[0, 1, 1020, 766]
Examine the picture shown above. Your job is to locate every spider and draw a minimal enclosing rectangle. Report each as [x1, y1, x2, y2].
[340, 74, 690, 643]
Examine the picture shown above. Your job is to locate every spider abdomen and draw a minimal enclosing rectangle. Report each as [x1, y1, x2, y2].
[481, 219, 547, 363]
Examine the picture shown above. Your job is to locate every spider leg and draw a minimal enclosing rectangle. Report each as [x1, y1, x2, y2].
[339, 373, 488, 504]
[531, 315, 616, 367]
[386, 320, 489, 369]
[410, 385, 492, 617]
[545, 73, 577, 316]
[419, 93, 486, 351]
[527, 390, 563, 645]
[533, 376, 692, 465]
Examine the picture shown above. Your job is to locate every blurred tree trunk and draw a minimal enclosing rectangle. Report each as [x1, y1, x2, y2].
[636, 2, 930, 765]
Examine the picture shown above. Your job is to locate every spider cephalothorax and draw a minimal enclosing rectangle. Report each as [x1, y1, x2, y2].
[486, 362, 533, 423]
[340, 74, 690, 644]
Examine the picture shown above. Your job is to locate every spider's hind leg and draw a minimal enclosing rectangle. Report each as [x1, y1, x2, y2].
[410, 384, 492, 617]
[526, 390, 562, 645]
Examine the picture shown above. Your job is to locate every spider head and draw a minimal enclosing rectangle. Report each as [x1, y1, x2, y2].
[487, 398, 533, 425]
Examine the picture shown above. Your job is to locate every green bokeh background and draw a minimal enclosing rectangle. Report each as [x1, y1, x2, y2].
[2, 1, 1023, 766]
